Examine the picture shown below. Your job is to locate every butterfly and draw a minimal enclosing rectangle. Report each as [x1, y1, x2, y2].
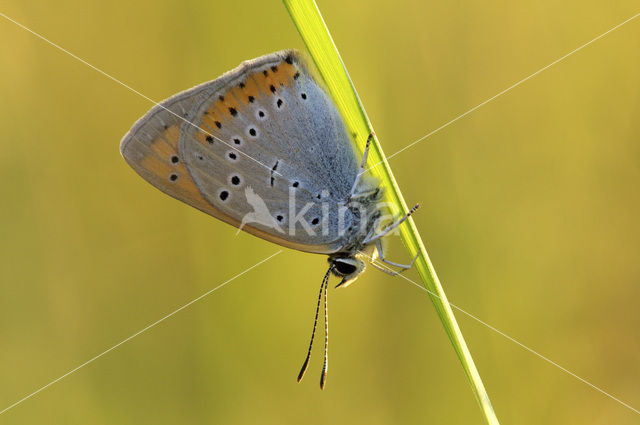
[120, 50, 418, 389]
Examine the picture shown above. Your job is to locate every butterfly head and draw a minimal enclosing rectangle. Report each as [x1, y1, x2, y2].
[329, 255, 366, 288]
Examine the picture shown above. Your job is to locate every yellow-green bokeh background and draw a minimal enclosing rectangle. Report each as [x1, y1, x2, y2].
[1, 1, 639, 423]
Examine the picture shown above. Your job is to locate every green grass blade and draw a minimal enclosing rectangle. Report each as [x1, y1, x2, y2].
[283, 1, 499, 423]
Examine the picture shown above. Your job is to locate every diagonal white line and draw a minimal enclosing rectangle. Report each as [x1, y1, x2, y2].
[369, 257, 640, 415]
[0, 11, 281, 175]
[3, 4, 638, 416]
[0, 250, 282, 417]
[368, 12, 640, 171]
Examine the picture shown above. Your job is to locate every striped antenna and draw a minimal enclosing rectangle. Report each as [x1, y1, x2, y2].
[320, 263, 329, 389]
[297, 265, 333, 386]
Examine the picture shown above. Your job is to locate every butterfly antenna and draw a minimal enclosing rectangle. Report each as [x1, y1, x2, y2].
[298, 266, 333, 383]
[320, 264, 330, 389]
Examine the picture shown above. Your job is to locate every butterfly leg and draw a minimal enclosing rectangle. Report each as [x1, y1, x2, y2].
[363, 203, 420, 245]
[348, 133, 374, 198]
[370, 260, 404, 276]
[376, 239, 419, 273]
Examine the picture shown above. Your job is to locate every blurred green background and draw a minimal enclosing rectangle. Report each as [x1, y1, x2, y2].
[1, 1, 639, 423]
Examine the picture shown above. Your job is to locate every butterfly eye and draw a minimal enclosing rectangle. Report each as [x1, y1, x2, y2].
[334, 260, 357, 276]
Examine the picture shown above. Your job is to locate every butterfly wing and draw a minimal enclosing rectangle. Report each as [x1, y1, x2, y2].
[120, 50, 360, 254]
